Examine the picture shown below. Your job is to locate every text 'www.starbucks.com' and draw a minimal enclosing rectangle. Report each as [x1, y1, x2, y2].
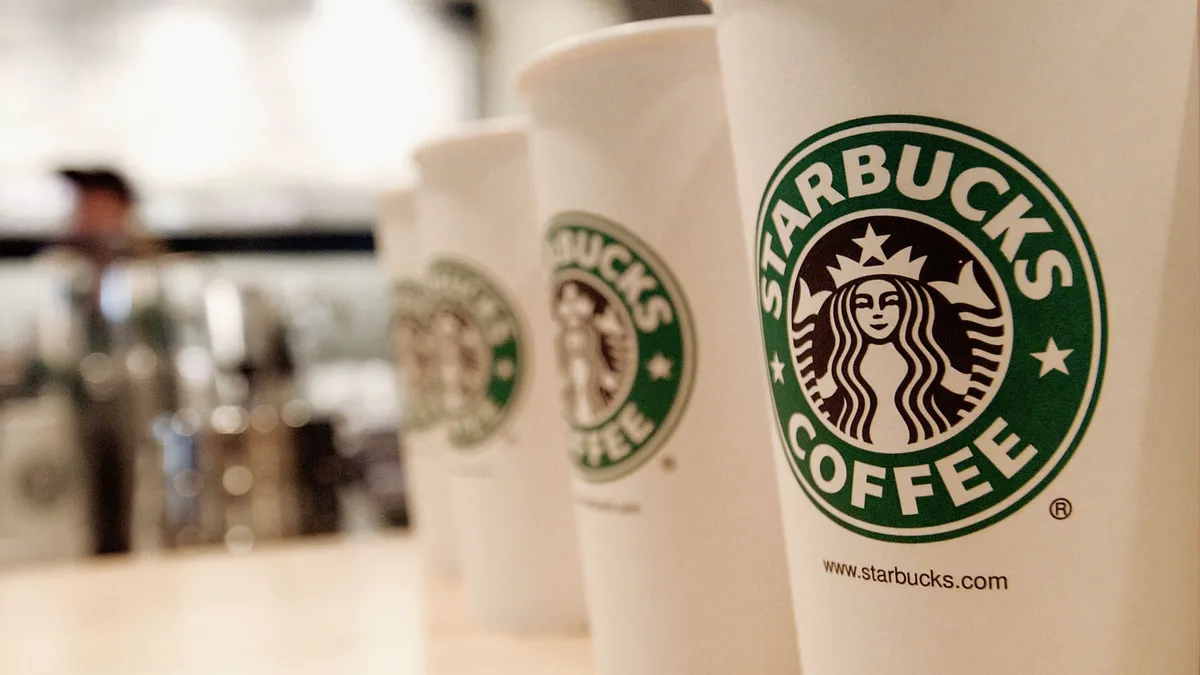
[823, 560, 1010, 591]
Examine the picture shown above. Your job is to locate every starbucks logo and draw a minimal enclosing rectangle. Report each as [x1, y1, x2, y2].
[391, 280, 442, 431]
[546, 212, 696, 482]
[793, 216, 1012, 452]
[427, 258, 525, 448]
[554, 280, 638, 428]
[756, 116, 1106, 542]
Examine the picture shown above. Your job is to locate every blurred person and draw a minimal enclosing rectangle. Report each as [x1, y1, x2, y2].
[59, 167, 162, 268]
[61, 168, 134, 236]
[56, 166, 164, 556]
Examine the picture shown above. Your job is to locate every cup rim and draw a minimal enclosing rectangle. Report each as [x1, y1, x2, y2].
[411, 116, 528, 168]
[514, 15, 715, 97]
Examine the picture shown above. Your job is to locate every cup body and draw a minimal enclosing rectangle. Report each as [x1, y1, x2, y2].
[376, 189, 461, 578]
[710, 1, 1200, 672]
[413, 121, 589, 632]
[519, 18, 801, 675]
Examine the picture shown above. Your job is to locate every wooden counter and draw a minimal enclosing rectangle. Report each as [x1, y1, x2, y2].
[0, 535, 594, 675]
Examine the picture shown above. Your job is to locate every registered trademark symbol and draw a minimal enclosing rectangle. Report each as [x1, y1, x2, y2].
[1049, 498, 1073, 520]
[661, 456, 676, 473]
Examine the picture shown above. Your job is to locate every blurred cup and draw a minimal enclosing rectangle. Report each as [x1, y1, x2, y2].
[412, 120, 588, 633]
[376, 188, 460, 578]
[710, 0, 1199, 672]
[518, 17, 800, 675]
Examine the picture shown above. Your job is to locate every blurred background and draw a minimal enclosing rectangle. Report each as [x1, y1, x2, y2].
[0, 0, 707, 566]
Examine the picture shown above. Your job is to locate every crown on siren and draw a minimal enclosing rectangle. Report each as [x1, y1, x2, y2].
[827, 224, 927, 288]
[557, 282, 595, 322]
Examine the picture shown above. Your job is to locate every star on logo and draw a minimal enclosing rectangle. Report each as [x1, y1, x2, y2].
[647, 354, 673, 381]
[853, 224, 890, 264]
[494, 358, 515, 380]
[1031, 338, 1073, 377]
[770, 352, 786, 384]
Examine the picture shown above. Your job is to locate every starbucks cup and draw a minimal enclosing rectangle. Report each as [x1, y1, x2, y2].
[376, 188, 461, 579]
[412, 119, 589, 633]
[709, 1, 1200, 673]
[517, 18, 801, 675]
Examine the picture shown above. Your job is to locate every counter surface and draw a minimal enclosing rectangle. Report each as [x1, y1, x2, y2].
[0, 536, 594, 675]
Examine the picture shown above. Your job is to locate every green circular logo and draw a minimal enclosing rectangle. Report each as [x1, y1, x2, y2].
[545, 212, 696, 482]
[391, 280, 443, 432]
[427, 258, 525, 448]
[755, 116, 1106, 542]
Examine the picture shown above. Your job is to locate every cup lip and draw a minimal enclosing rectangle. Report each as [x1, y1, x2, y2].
[411, 116, 528, 168]
[514, 15, 715, 97]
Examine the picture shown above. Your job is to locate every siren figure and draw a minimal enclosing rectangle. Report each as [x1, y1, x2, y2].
[555, 282, 631, 427]
[796, 224, 1004, 452]
[393, 316, 436, 404]
[433, 307, 490, 414]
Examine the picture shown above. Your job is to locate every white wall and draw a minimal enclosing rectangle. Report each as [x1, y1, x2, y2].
[0, 0, 477, 232]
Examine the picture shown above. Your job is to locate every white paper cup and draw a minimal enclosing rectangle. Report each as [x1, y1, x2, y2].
[412, 119, 589, 633]
[376, 188, 461, 579]
[517, 18, 801, 675]
[710, 1, 1200, 672]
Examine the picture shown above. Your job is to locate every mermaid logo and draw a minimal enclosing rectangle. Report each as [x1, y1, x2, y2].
[546, 211, 696, 483]
[390, 280, 442, 431]
[794, 222, 1009, 453]
[427, 258, 525, 449]
[757, 116, 1106, 542]
[432, 304, 492, 418]
[555, 281, 637, 428]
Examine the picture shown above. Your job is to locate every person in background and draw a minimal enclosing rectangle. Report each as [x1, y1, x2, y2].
[59, 167, 162, 266]
[57, 166, 161, 556]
